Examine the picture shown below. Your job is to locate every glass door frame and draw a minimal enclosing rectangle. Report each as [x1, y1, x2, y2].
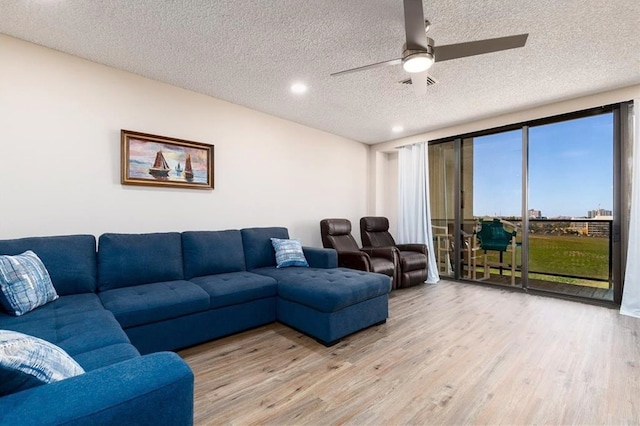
[521, 125, 529, 291]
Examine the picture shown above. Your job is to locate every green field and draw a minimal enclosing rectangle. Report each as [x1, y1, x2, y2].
[528, 234, 609, 280]
[478, 234, 610, 288]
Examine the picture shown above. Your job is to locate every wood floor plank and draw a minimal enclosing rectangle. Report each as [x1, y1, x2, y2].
[179, 281, 640, 425]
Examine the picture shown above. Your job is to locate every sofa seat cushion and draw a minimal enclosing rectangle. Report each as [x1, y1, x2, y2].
[72, 343, 140, 372]
[253, 267, 391, 313]
[0, 293, 140, 373]
[0, 294, 105, 326]
[0, 309, 130, 363]
[190, 272, 278, 309]
[399, 251, 427, 271]
[99, 281, 210, 329]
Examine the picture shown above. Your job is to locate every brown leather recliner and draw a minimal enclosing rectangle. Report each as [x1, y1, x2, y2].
[360, 216, 428, 288]
[320, 218, 398, 289]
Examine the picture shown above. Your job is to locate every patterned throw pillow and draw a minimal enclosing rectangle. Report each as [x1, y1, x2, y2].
[0, 330, 85, 396]
[270, 238, 309, 268]
[0, 251, 59, 316]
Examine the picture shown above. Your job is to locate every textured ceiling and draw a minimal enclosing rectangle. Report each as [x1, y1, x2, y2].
[1, 1, 639, 144]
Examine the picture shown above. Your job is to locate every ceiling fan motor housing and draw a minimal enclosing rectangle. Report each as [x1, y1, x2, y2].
[402, 37, 434, 73]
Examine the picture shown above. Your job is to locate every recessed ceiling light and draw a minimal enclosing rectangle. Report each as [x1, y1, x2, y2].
[290, 83, 308, 94]
[392, 125, 404, 133]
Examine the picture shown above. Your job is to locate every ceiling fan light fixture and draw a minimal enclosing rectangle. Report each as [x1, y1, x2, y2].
[402, 51, 434, 73]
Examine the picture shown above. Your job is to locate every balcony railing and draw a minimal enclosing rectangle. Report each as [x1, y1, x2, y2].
[433, 218, 612, 296]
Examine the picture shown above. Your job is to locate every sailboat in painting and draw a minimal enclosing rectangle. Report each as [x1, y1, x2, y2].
[184, 155, 194, 181]
[149, 151, 170, 178]
[175, 163, 183, 175]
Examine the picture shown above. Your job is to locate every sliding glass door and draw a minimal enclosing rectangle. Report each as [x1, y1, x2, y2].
[460, 130, 523, 286]
[429, 141, 456, 278]
[527, 113, 614, 301]
[428, 104, 626, 303]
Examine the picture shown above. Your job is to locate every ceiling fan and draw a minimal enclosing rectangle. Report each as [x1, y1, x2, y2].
[331, 0, 529, 96]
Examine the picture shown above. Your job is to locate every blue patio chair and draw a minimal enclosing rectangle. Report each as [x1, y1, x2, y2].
[475, 218, 520, 285]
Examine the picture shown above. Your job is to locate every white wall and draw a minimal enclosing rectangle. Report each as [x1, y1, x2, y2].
[0, 35, 369, 246]
[371, 151, 398, 233]
[372, 84, 640, 235]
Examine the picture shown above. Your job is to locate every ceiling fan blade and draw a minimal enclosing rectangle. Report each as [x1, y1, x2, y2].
[330, 58, 402, 77]
[403, 0, 428, 50]
[434, 34, 529, 63]
[410, 71, 429, 96]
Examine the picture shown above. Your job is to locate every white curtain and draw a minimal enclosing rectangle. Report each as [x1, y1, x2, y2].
[621, 100, 639, 317]
[398, 143, 440, 283]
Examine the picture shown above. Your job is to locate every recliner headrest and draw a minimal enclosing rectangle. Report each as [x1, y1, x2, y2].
[361, 216, 389, 232]
[320, 219, 352, 236]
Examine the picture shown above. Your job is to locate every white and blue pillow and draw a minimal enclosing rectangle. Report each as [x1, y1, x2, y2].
[0, 250, 58, 316]
[0, 330, 85, 396]
[270, 238, 309, 268]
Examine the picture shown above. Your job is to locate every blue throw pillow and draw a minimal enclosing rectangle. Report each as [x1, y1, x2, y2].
[0, 330, 85, 396]
[0, 251, 58, 316]
[270, 238, 309, 268]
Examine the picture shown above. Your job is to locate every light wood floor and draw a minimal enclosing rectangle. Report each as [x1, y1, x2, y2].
[179, 281, 640, 425]
[474, 273, 614, 301]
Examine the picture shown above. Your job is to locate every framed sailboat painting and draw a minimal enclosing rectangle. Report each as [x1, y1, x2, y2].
[121, 130, 214, 190]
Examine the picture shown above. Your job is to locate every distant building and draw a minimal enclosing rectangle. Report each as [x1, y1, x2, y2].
[570, 215, 613, 237]
[528, 209, 542, 219]
[568, 217, 588, 235]
[587, 215, 613, 237]
[588, 208, 613, 218]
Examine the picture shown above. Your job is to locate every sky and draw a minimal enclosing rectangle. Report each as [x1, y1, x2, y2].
[472, 112, 614, 218]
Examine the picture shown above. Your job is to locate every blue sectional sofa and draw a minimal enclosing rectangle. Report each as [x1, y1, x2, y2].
[0, 227, 391, 425]
[0, 235, 193, 425]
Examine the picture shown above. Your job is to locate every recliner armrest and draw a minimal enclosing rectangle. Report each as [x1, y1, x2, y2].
[336, 251, 372, 271]
[396, 243, 428, 256]
[361, 246, 398, 263]
[302, 246, 338, 269]
[0, 352, 194, 426]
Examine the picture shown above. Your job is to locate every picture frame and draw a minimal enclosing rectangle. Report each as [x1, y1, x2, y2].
[121, 130, 214, 190]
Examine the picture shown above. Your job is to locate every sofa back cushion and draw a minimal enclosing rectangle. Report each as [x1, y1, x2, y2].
[182, 230, 246, 279]
[0, 235, 97, 295]
[241, 227, 289, 270]
[98, 233, 183, 291]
